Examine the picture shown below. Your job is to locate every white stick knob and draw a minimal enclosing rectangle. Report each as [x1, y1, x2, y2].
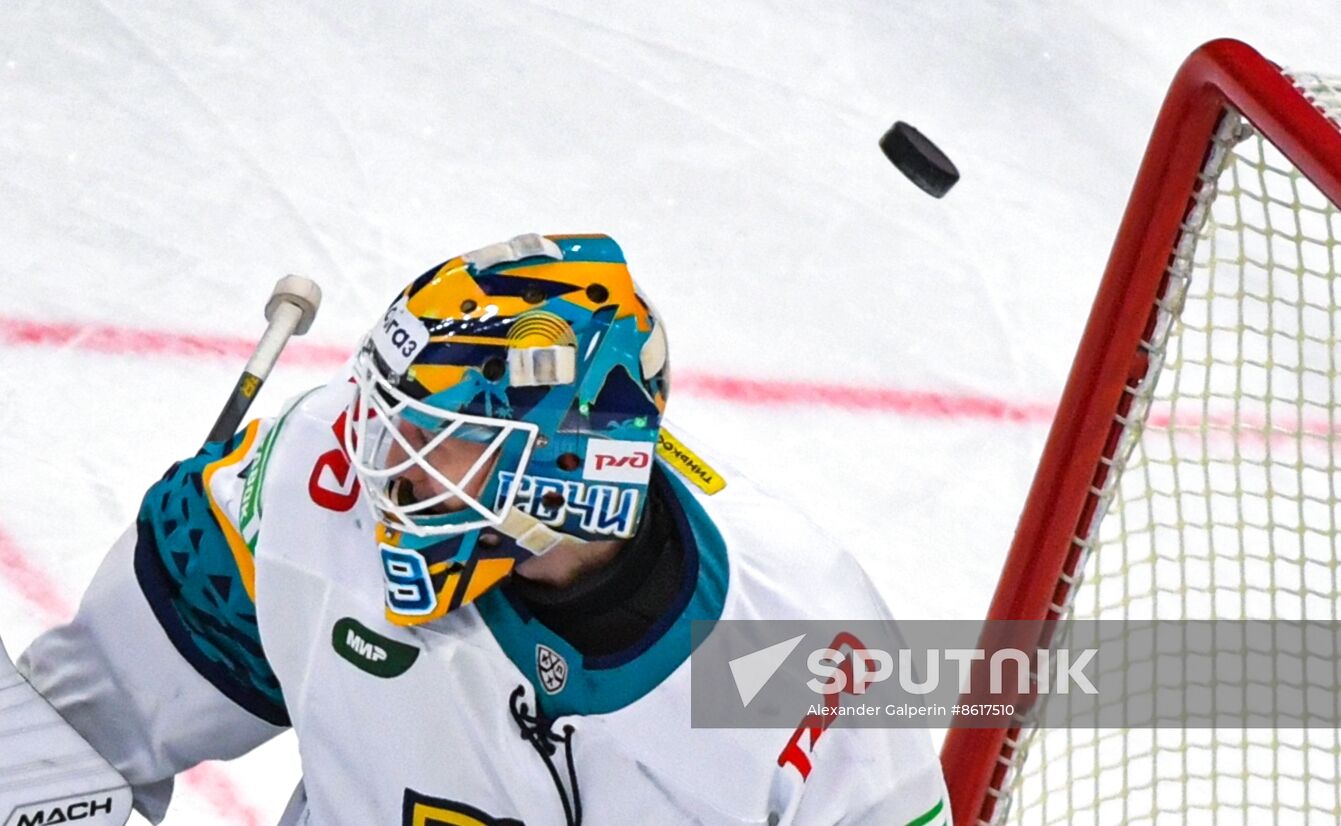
[242, 276, 322, 381]
[266, 274, 322, 335]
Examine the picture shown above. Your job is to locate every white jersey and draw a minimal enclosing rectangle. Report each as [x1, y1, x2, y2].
[19, 378, 950, 826]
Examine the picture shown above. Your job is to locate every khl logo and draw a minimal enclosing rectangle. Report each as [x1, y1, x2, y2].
[537, 644, 569, 694]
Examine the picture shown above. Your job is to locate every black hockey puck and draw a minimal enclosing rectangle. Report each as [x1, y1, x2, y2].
[879, 121, 959, 198]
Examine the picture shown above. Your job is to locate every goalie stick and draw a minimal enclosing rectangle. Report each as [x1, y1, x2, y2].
[203, 274, 323, 447]
[0, 275, 321, 825]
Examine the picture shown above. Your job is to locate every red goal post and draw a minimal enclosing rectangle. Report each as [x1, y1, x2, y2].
[939, 39, 1341, 826]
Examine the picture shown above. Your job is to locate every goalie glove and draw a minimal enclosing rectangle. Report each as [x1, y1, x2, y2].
[0, 634, 132, 826]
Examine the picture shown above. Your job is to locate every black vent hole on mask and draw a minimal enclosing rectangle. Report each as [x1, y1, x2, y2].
[586, 283, 609, 303]
[482, 358, 506, 381]
[540, 491, 566, 509]
[557, 452, 581, 471]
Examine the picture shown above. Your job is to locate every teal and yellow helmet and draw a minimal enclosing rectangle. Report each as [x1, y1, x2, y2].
[345, 233, 669, 624]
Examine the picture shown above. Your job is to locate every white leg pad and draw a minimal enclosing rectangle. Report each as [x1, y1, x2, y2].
[0, 637, 133, 826]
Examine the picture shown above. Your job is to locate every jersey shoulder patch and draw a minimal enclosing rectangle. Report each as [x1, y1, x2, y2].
[133, 420, 290, 726]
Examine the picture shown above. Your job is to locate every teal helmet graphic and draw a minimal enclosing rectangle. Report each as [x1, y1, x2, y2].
[344, 233, 670, 623]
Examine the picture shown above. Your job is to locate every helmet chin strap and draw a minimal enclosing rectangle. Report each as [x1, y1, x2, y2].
[496, 507, 592, 556]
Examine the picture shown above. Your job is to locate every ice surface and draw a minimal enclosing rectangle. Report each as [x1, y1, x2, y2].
[1, 1, 1336, 822]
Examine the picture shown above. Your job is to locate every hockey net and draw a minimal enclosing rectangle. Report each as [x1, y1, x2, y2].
[941, 40, 1341, 826]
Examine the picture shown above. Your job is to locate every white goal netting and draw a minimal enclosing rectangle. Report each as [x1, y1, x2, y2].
[996, 71, 1341, 826]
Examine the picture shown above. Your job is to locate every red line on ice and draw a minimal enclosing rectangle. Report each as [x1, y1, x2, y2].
[0, 315, 1054, 423]
[181, 764, 266, 826]
[6, 315, 1340, 435]
[0, 525, 266, 826]
[0, 526, 67, 625]
[0, 316, 348, 366]
[671, 372, 1056, 422]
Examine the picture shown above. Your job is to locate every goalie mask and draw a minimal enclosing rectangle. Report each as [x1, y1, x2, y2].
[345, 233, 670, 624]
